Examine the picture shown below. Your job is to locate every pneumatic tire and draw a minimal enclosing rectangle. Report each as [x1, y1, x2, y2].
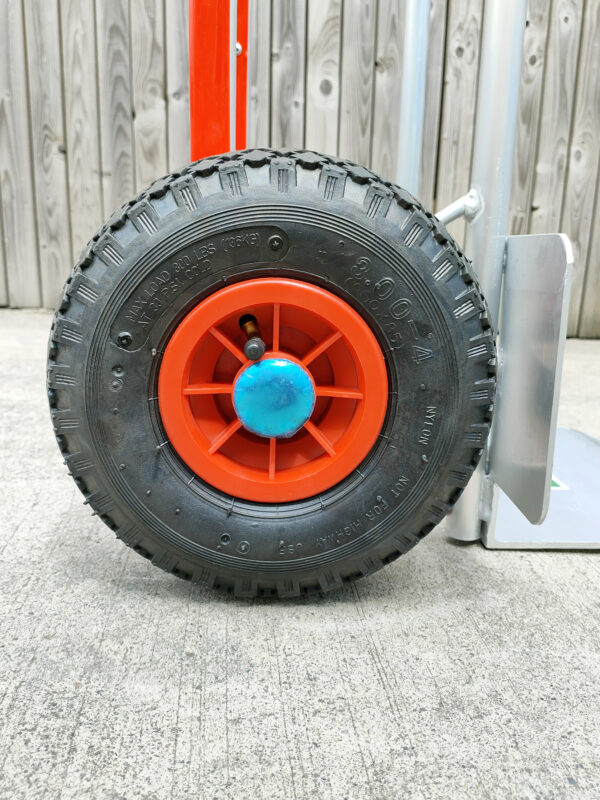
[48, 149, 495, 597]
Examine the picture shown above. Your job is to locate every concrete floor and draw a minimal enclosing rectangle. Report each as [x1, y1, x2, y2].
[1, 308, 599, 800]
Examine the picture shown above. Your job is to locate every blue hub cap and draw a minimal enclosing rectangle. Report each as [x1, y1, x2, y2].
[233, 358, 316, 438]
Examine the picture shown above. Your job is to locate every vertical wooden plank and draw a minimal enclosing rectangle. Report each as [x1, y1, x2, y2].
[419, 0, 447, 209]
[247, 0, 272, 147]
[560, 0, 600, 334]
[579, 169, 600, 337]
[0, 0, 41, 306]
[435, 0, 483, 245]
[305, 0, 341, 155]
[131, 0, 167, 189]
[508, 0, 551, 235]
[271, 0, 307, 149]
[337, 0, 377, 166]
[60, 0, 103, 258]
[370, 0, 405, 179]
[166, 0, 190, 169]
[96, 0, 135, 215]
[24, 0, 73, 307]
[529, 1, 583, 236]
[0, 209, 6, 306]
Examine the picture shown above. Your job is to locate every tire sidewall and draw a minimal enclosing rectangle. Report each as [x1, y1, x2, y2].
[71, 190, 473, 585]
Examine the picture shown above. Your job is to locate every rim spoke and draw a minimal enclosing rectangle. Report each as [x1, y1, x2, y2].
[272, 303, 281, 351]
[208, 418, 242, 455]
[315, 386, 363, 400]
[302, 331, 342, 366]
[268, 437, 277, 480]
[304, 420, 336, 456]
[184, 383, 233, 395]
[209, 326, 246, 363]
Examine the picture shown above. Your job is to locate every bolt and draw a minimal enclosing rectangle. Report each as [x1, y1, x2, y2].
[268, 235, 284, 251]
[117, 332, 132, 348]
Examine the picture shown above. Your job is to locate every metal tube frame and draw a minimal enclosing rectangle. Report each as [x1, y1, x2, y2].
[395, 0, 430, 195]
[444, 0, 528, 543]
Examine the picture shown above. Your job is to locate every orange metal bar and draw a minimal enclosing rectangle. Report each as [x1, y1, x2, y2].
[235, 0, 248, 150]
[189, 0, 247, 160]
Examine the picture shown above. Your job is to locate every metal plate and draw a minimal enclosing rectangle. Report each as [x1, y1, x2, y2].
[486, 428, 600, 548]
[488, 233, 573, 524]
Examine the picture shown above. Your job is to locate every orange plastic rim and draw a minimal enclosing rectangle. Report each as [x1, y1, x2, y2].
[158, 278, 388, 502]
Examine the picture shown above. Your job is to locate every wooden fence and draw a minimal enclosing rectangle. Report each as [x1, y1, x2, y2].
[1, 0, 599, 336]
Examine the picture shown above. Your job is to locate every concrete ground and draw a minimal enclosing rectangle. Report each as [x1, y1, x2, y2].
[1, 308, 599, 800]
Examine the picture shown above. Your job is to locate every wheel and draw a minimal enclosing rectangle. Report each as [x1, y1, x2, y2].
[48, 149, 495, 597]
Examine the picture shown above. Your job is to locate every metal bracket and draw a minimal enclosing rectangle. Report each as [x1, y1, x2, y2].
[489, 233, 572, 524]
[444, 231, 594, 549]
[436, 188, 483, 226]
[481, 232, 600, 549]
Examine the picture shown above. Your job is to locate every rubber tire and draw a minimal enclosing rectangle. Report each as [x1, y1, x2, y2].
[48, 149, 495, 598]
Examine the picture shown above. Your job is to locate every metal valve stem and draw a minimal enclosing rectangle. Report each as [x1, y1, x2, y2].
[239, 314, 266, 361]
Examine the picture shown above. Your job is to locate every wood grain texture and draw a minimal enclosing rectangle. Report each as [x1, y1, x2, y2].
[60, 0, 103, 258]
[305, 0, 341, 155]
[24, 0, 72, 308]
[247, 0, 272, 147]
[166, 0, 190, 169]
[131, 0, 167, 189]
[529, 0, 583, 237]
[271, 0, 307, 148]
[2, 0, 600, 332]
[96, 0, 135, 214]
[563, 0, 600, 336]
[0, 0, 40, 306]
[579, 168, 600, 337]
[338, 0, 377, 166]
[435, 0, 483, 245]
[420, 0, 447, 209]
[0, 204, 6, 306]
[508, 0, 551, 236]
[370, 0, 405, 179]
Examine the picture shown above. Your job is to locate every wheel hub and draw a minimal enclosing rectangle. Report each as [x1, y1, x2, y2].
[158, 277, 388, 502]
[233, 357, 316, 439]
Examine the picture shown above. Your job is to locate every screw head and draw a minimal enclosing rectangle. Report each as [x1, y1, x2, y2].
[117, 332, 132, 348]
[268, 235, 284, 252]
